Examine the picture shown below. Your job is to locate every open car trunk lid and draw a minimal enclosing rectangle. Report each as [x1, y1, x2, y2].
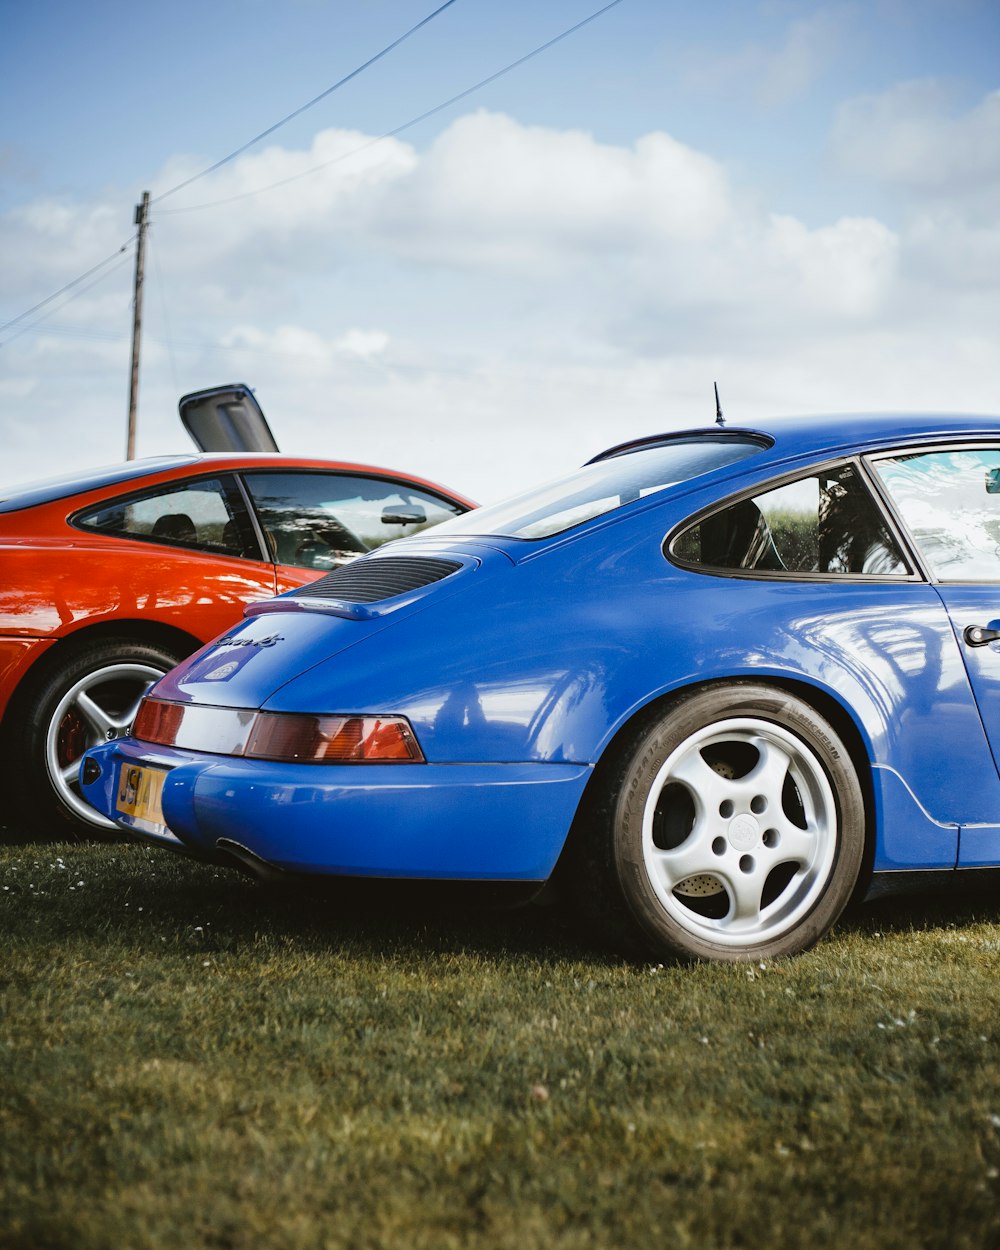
[179, 383, 280, 453]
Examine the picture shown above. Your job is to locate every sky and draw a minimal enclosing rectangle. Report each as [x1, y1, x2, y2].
[1, 0, 998, 504]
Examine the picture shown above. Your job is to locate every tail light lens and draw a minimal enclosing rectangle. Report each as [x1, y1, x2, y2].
[245, 713, 424, 763]
[133, 698, 184, 744]
[131, 698, 424, 764]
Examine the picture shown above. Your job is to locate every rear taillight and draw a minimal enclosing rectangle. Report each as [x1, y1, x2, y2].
[244, 713, 424, 763]
[131, 698, 424, 764]
[133, 698, 184, 744]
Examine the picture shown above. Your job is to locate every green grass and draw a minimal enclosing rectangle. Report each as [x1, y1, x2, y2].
[1, 837, 998, 1250]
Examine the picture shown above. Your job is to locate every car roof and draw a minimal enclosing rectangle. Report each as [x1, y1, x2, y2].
[592, 411, 1000, 468]
[0, 453, 475, 515]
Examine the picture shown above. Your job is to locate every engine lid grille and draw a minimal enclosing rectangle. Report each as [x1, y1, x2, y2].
[296, 556, 463, 604]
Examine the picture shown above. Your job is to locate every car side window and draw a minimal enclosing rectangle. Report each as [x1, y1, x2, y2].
[873, 447, 1000, 582]
[672, 463, 909, 577]
[241, 472, 465, 570]
[75, 476, 260, 557]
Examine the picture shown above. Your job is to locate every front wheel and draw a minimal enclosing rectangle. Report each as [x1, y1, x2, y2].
[573, 684, 866, 962]
[9, 637, 185, 838]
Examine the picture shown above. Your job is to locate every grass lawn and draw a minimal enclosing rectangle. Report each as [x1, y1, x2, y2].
[1, 835, 998, 1250]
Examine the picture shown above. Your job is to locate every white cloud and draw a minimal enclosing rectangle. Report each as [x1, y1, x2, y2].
[833, 81, 1000, 209]
[0, 107, 997, 501]
[831, 80, 1000, 300]
[763, 213, 899, 317]
[683, 5, 857, 108]
[217, 324, 390, 373]
[334, 328, 390, 359]
[371, 112, 733, 270]
[755, 6, 857, 107]
[147, 127, 416, 297]
[365, 112, 899, 333]
[2, 198, 129, 295]
[904, 210, 1000, 289]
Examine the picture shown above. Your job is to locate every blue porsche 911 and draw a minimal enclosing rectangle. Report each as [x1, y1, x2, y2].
[81, 411, 1000, 962]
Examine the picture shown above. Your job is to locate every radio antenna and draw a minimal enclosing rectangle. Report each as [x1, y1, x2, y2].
[714, 382, 725, 426]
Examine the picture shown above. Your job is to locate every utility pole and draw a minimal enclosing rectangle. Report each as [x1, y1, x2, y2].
[125, 191, 150, 460]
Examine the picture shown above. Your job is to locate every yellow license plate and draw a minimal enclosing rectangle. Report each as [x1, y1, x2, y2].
[116, 763, 168, 833]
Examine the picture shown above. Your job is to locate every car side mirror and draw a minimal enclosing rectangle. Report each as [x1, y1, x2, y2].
[986, 468, 1000, 495]
[382, 505, 427, 526]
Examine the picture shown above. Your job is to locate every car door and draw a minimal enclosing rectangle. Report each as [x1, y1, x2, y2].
[238, 470, 467, 593]
[871, 444, 1000, 865]
[673, 458, 988, 869]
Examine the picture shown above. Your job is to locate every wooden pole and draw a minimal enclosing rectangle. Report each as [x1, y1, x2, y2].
[125, 191, 150, 460]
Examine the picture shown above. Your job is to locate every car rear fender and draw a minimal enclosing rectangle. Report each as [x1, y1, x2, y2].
[0, 620, 201, 729]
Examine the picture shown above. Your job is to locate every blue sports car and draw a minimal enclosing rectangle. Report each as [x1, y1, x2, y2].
[81, 411, 1000, 961]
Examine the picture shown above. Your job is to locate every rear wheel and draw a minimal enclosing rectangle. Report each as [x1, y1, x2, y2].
[7, 637, 184, 838]
[572, 684, 865, 962]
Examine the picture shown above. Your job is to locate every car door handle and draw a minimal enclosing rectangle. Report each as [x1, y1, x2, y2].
[964, 624, 1000, 647]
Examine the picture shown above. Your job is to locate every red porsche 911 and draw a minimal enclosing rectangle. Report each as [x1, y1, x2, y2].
[0, 385, 473, 835]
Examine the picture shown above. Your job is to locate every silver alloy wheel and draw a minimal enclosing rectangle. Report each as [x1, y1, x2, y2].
[640, 716, 838, 949]
[44, 661, 165, 829]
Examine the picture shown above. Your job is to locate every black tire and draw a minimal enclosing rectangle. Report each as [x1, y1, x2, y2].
[569, 683, 866, 962]
[4, 636, 185, 839]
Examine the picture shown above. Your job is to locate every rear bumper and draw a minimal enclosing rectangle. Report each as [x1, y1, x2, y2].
[81, 738, 590, 882]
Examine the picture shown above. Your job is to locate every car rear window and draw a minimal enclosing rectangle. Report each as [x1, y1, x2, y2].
[433, 436, 768, 540]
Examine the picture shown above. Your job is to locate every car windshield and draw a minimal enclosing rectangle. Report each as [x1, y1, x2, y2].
[434, 436, 768, 540]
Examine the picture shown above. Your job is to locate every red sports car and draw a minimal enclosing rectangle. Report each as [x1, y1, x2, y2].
[0, 385, 473, 836]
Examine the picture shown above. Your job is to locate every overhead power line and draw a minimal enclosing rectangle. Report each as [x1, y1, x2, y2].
[152, 0, 462, 206]
[159, 0, 627, 214]
[5, 0, 626, 342]
[0, 239, 133, 339]
[0, 252, 133, 346]
[0, 0, 461, 348]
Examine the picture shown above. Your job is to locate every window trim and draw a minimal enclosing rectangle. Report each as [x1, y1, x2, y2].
[70, 470, 265, 562]
[435, 434, 772, 544]
[236, 467, 468, 571]
[237, 468, 467, 519]
[664, 455, 922, 583]
[864, 440, 1000, 586]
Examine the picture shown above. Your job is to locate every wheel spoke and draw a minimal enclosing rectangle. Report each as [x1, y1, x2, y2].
[74, 690, 116, 739]
[728, 870, 764, 923]
[113, 691, 148, 732]
[669, 749, 732, 810]
[769, 821, 821, 865]
[650, 833, 717, 890]
[745, 735, 793, 805]
[59, 758, 81, 787]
